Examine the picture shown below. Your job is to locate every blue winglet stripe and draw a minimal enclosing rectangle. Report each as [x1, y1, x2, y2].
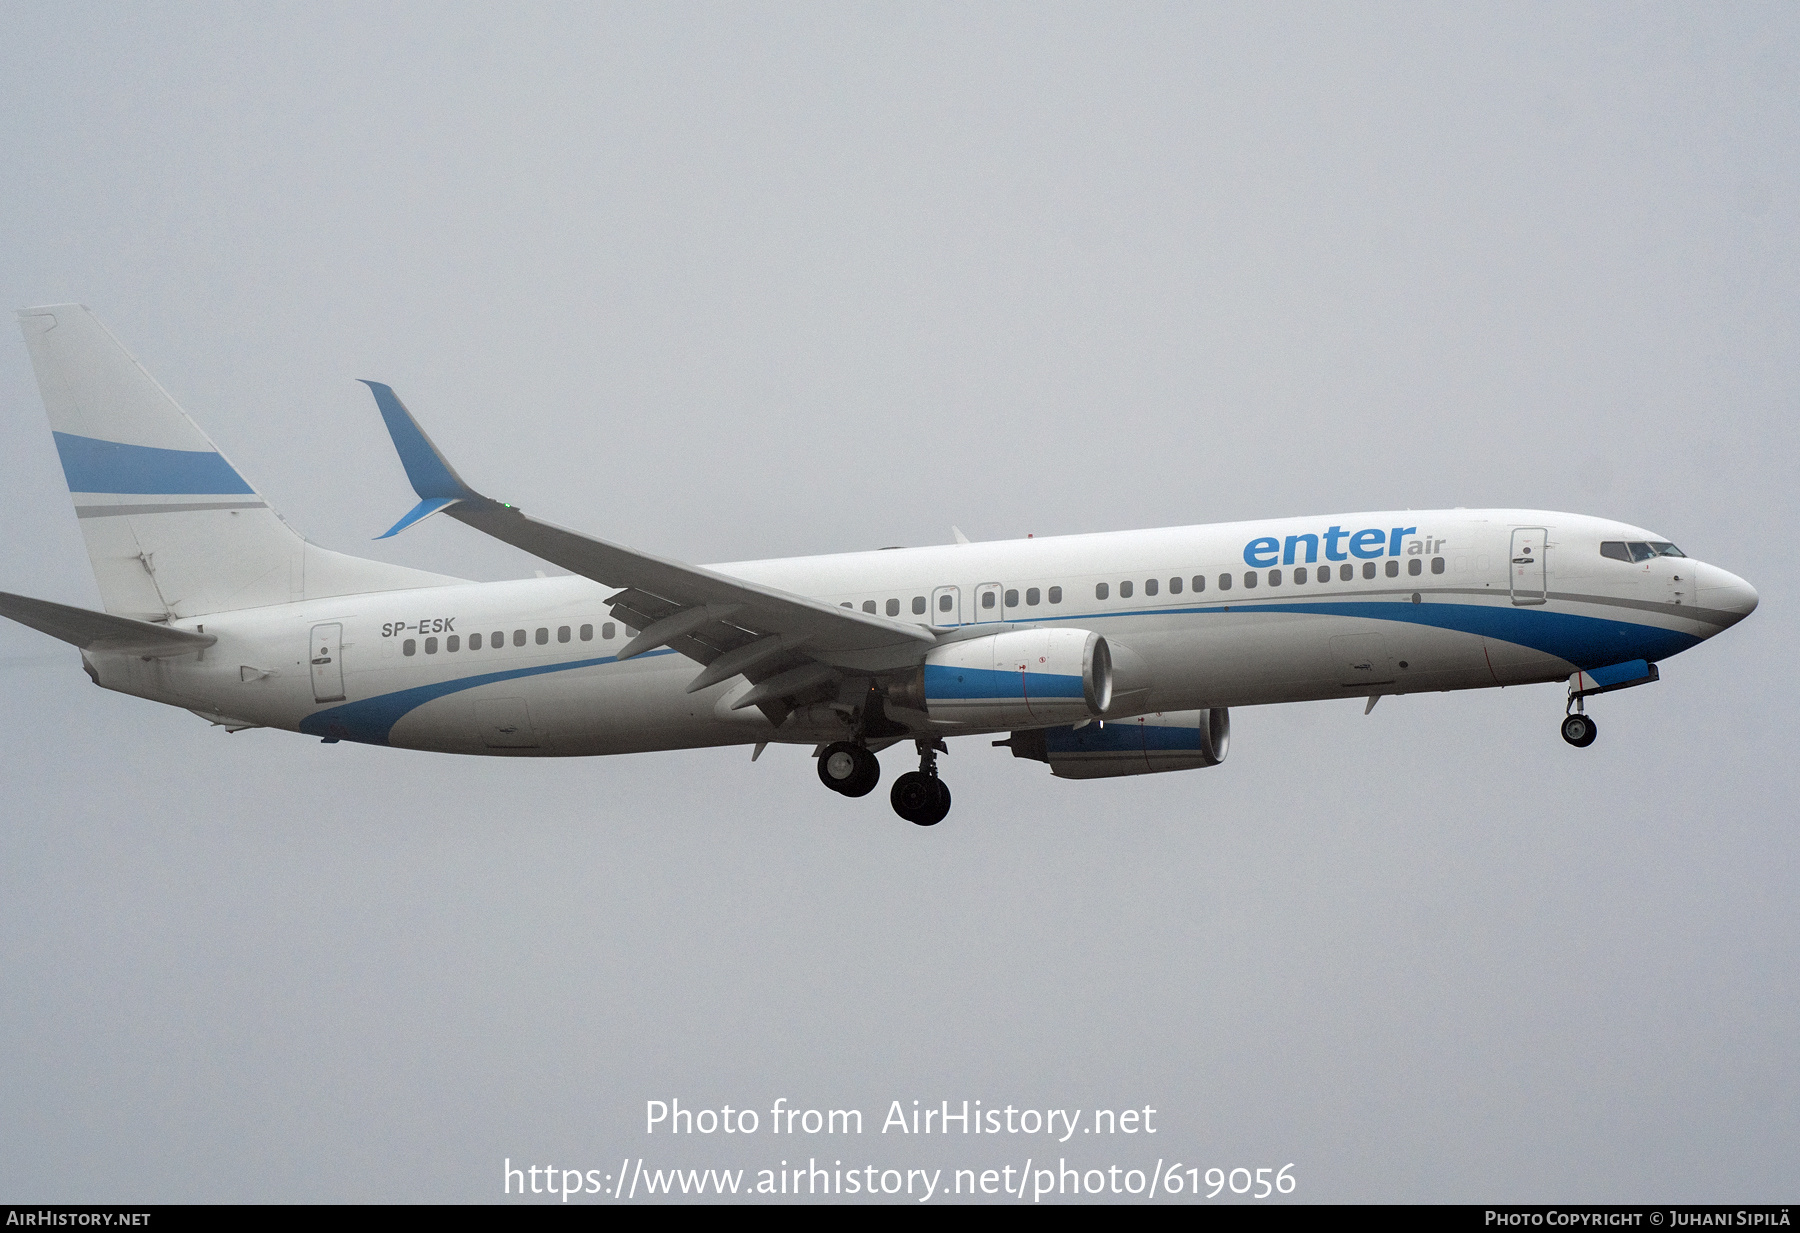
[359, 381, 477, 501]
[52, 432, 254, 495]
[377, 496, 460, 540]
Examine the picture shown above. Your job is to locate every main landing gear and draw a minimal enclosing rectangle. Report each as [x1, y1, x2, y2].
[815, 738, 953, 825]
[817, 741, 880, 797]
[890, 739, 951, 827]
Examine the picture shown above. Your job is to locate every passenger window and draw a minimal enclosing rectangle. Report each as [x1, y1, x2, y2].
[403, 638, 416, 656]
[513, 629, 526, 647]
[1192, 575, 1204, 592]
[1217, 574, 1231, 591]
[602, 622, 615, 639]
[981, 591, 996, 609]
[425, 636, 438, 654]
[1048, 586, 1062, 604]
[1362, 562, 1376, 579]
[447, 635, 460, 652]
[1385, 560, 1399, 577]
[1408, 558, 1422, 576]
[1026, 587, 1041, 605]
[1169, 577, 1182, 594]
[1431, 557, 1445, 574]
[912, 596, 926, 615]
[1096, 582, 1110, 600]
[535, 628, 549, 645]
[840, 601, 852, 609]
[939, 594, 953, 612]
[1340, 564, 1354, 581]
[886, 598, 899, 617]
[1145, 578, 1158, 596]
[1268, 568, 1281, 586]
[1295, 566, 1308, 584]
[1243, 572, 1258, 589]
[1005, 589, 1019, 607]
[1120, 581, 1133, 598]
[863, 600, 877, 614]
[558, 626, 571, 643]
[1599, 541, 1631, 563]
[470, 633, 483, 650]
[580, 624, 593, 641]
[491, 630, 503, 647]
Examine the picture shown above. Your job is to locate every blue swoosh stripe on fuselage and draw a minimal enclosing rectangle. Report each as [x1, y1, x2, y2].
[53, 432, 256, 495]
[304, 599, 1694, 746]
[300, 650, 675, 745]
[983, 598, 1699, 671]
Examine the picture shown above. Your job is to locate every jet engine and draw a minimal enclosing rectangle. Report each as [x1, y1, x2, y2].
[999, 708, 1230, 779]
[887, 628, 1111, 727]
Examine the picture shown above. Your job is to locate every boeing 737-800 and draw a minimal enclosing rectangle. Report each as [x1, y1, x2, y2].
[2, 305, 1760, 825]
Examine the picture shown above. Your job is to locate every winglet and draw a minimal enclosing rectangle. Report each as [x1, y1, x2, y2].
[360, 381, 481, 537]
[377, 496, 461, 539]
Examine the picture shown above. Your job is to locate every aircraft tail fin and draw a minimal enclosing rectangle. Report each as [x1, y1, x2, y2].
[16, 305, 462, 619]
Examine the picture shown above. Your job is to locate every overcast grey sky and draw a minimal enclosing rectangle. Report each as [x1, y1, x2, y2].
[1, 3, 1794, 1203]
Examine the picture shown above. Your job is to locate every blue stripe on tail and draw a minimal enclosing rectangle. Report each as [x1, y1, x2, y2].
[52, 432, 253, 495]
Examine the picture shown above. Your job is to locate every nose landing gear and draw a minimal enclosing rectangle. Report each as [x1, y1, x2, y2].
[1560, 712, 1598, 747]
[890, 738, 952, 826]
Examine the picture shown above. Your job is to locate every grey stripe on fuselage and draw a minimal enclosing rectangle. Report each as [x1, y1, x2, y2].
[75, 500, 269, 518]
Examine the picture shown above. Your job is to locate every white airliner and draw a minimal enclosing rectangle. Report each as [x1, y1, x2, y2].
[3, 305, 1760, 824]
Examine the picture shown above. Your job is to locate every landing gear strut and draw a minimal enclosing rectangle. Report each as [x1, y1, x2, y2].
[817, 741, 880, 797]
[890, 738, 952, 826]
[1562, 682, 1598, 748]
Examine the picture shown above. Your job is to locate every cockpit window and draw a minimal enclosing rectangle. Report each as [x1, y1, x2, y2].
[1603, 540, 1687, 563]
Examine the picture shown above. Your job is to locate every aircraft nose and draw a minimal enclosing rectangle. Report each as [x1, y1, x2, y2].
[1697, 564, 1758, 625]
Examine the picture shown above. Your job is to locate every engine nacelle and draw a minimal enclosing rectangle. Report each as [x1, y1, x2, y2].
[1000, 708, 1230, 779]
[899, 628, 1112, 727]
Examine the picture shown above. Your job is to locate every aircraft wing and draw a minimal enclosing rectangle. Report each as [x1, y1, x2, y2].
[362, 382, 934, 721]
[0, 590, 216, 658]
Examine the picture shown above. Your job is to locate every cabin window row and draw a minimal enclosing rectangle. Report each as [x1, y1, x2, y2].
[841, 587, 1070, 616]
[830, 556, 1450, 619]
[403, 621, 618, 657]
[1096, 558, 1446, 597]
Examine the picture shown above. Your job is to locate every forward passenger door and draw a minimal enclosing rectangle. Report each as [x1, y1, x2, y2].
[1510, 528, 1547, 606]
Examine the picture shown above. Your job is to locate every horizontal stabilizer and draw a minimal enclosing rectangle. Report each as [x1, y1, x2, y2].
[0, 590, 216, 657]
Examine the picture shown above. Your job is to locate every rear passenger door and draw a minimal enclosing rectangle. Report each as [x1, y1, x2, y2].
[310, 623, 345, 703]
